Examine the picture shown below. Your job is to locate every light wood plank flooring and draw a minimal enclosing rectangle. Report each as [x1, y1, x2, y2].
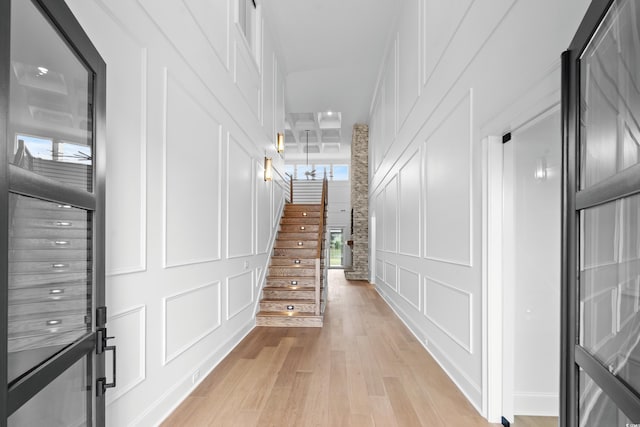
[162, 270, 549, 426]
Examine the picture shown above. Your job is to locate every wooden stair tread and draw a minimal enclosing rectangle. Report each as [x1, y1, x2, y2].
[260, 298, 315, 303]
[257, 311, 320, 317]
[263, 286, 315, 291]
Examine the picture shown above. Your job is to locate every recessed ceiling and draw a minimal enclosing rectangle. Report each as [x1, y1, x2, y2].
[263, 0, 402, 159]
[285, 111, 347, 155]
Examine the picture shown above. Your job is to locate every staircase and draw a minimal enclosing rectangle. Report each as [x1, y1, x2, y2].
[256, 178, 328, 327]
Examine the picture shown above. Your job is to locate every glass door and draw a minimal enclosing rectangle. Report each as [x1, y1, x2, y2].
[562, 0, 640, 425]
[329, 229, 344, 268]
[0, 0, 108, 425]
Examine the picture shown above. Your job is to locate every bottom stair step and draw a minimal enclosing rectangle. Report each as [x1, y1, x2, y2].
[260, 299, 316, 312]
[256, 311, 323, 327]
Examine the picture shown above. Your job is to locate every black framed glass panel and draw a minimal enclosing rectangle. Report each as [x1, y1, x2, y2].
[580, 369, 635, 425]
[7, 194, 91, 384]
[7, 355, 91, 426]
[8, 0, 93, 192]
[580, 0, 640, 190]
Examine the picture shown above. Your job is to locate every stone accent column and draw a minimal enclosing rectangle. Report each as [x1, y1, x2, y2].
[345, 124, 369, 281]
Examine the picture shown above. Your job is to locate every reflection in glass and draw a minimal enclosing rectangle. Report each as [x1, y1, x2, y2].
[9, 0, 93, 191]
[8, 356, 89, 426]
[580, 369, 634, 426]
[580, 194, 640, 394]
[8, 194, 92, 384]
[580, 0, 640, 189]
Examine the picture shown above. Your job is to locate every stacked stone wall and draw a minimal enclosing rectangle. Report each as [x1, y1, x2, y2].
[344, 124, 369, 281]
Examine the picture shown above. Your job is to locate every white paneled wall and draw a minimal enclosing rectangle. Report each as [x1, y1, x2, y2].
[369, 0, 590, 415]
[64, 0, 287, 425]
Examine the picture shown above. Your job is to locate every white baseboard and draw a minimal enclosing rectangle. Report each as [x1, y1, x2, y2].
[514, 392, 558, 416]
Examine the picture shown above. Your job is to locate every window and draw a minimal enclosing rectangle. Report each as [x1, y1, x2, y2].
[284, 164, 294, 178]
[284, 163, 351, 180]
[315, 164, 330, 179]
[333, 165, 349, 181]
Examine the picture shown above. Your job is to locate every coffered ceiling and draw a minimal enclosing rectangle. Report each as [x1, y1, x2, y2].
[262, 0, 402, 159]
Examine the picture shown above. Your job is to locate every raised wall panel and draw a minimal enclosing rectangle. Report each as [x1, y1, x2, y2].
[274, 63, 286, 136]
[163, 282, 221, 364]
[385, 262, 397, 291]
[183, 0, 229, 67]
[227, 135, 254, 258]
[399, 267, 421, 310]
[83, 7, 148, 276]
[375, 191, 385, 251]
[384, 176, 398, 252]
[262, 44, 275, 136]
[376, 258, 385, 283]
[106, 306, 146, 404]
[424, 90, 472, 266]
[425, 277, 472, 353]
[234, 41, 261, 120]
[371, 98, 384, 173]
[423, 0, 473, 84]
[384, 41, 398, 149]
[227, 270, 254, 319]
[256, 159, 272, 254]
[398, 0, 421, 128]
[399, 150, 421, 256]
[164, 72, 222, 267]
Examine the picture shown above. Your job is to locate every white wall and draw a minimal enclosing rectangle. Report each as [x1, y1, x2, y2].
[368, 0, 590, 415]
[64, 0, 286, 425]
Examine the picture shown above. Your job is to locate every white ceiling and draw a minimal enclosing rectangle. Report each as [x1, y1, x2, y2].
[262, 0, 403, 159]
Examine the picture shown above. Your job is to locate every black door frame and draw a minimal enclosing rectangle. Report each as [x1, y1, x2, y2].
[0, 0, 106, 424]
[561, 0, 640, 425]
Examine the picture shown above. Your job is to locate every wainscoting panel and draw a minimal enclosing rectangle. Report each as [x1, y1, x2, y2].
[256, 159, 272, 254]
[423, 0, 474, 85]
[234, 40, 261, 121]
[397, 0, 421, 129]
[227, 134, 255, 258]
[375, 191, 385, 251]
[399, 150, 421, 257]
[399, 267, 421, 310]
[85, 8, 148, 276]
[163, 71, 222, 268]
[384, 40, 398, 149]
[424, 90, 472, 266]
[106, 306, 146, 404]
[163, 282, 221, 364]
[384, 176, 398, 253]
[425, 276, 473, 353]
[376, 258, 385, 283]
[182, 0, 229, 68]
[385, 262, 398, 291]
[227, 270, 254, 320]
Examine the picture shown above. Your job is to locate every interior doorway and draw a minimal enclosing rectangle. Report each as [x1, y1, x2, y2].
[502, 108, 562, 423]
[329, 229, 344, 268]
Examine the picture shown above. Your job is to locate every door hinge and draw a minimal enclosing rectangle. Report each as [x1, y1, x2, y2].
[96, 306, 107, 328]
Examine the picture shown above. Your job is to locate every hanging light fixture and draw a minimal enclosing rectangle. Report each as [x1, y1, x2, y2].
[304, 130, 316, 179]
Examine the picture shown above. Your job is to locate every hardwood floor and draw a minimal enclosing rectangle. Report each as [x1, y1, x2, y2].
[162, 270, 516, 426]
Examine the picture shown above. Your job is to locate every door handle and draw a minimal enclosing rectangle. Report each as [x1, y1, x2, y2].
[96, 333, 116, 397]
